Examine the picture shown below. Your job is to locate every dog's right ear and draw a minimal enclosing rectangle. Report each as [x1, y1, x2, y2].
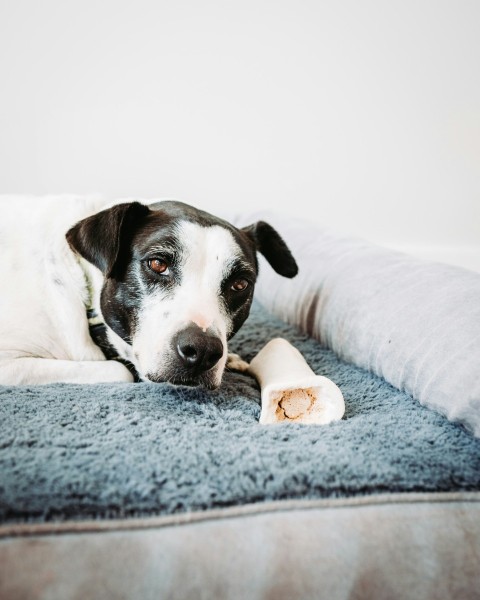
[66, 202, 151, 278]
[241, 221, 298, 278]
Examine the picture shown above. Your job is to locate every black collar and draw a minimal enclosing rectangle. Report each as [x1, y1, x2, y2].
[87, 308, 141, 382]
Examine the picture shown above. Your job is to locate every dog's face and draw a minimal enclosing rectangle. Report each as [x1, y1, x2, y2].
[67, 201, 297, 388]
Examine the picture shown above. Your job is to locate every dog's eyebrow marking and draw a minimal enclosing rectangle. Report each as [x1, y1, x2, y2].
[224, 257, 256, 278]
[144, 245, 178, 257]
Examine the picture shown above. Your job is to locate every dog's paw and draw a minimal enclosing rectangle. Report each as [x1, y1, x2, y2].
[226, 353, 250, 373]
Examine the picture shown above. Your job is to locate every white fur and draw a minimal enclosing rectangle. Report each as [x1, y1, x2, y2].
[0, 195, 132, 384]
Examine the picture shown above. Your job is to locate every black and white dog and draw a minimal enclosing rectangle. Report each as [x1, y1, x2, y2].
[0, 197, 297, 387]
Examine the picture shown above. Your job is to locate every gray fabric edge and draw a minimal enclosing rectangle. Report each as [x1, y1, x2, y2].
[3, 492, 480, 600]
[2, 491, 479, 539]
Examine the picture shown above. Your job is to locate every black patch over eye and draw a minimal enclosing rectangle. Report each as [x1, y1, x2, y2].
[231, 279, 249, 292]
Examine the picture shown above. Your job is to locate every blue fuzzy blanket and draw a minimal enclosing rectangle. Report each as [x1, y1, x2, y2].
[1, 303, 479, 523]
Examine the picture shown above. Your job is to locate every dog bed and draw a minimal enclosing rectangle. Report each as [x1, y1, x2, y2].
[1, 203, 480, 600]
[1, 301, 479, 599]
[1, 301, 479, 524]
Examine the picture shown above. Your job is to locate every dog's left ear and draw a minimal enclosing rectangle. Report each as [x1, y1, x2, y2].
[66, 201, 151, 278]
[242, 221, 298, 278]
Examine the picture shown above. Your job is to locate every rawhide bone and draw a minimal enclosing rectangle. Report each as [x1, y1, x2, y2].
[247, 338, 345, 425]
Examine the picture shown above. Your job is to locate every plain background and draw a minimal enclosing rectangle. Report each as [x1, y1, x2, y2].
[1, 0, 479, 270]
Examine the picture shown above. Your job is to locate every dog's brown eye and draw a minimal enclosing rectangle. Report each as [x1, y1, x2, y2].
[231, 279, 249, 292]
[148, 259, 169, 275]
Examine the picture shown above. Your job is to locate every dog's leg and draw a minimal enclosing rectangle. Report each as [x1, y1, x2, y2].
[0, 357, 134, 385]
[226, 353, 250, 373]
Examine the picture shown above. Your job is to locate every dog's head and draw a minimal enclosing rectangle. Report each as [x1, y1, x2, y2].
[67, 201, 297, 388]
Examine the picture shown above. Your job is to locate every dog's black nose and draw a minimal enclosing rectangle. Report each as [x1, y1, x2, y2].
[174, 325, 223, 373]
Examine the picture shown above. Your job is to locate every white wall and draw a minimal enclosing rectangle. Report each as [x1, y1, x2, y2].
[1, 0, 479, 270]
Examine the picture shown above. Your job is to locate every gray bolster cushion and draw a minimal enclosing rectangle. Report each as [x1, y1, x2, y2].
[232, 211, 480, 437]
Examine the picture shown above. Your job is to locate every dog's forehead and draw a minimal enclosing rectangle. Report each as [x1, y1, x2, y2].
[134, 202, 255, 265]
[174, 221, 243, 274]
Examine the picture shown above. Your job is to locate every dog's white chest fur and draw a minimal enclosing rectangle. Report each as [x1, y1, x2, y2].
[0, 196, 111, 382]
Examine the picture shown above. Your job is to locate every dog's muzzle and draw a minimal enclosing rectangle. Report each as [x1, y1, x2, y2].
[172, 324, 223, 376]
[144, 323, 224, 388]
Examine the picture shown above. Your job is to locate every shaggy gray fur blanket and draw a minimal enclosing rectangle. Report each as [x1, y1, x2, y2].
[1, 303, 479, 523]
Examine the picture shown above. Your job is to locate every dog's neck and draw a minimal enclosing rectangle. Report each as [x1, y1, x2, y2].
[77, 256, 105, 323]
[77, 256, 141, 380]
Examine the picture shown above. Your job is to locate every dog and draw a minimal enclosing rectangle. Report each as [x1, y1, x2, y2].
[0, 196, 297, 387]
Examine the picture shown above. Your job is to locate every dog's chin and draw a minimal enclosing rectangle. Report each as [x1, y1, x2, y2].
[144, 370, 221, 390]
[173, 378, 220, 391]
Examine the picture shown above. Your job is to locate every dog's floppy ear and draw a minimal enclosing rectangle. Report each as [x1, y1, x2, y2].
[242, 221, 298, 278]
[66, 202, 151, 278]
